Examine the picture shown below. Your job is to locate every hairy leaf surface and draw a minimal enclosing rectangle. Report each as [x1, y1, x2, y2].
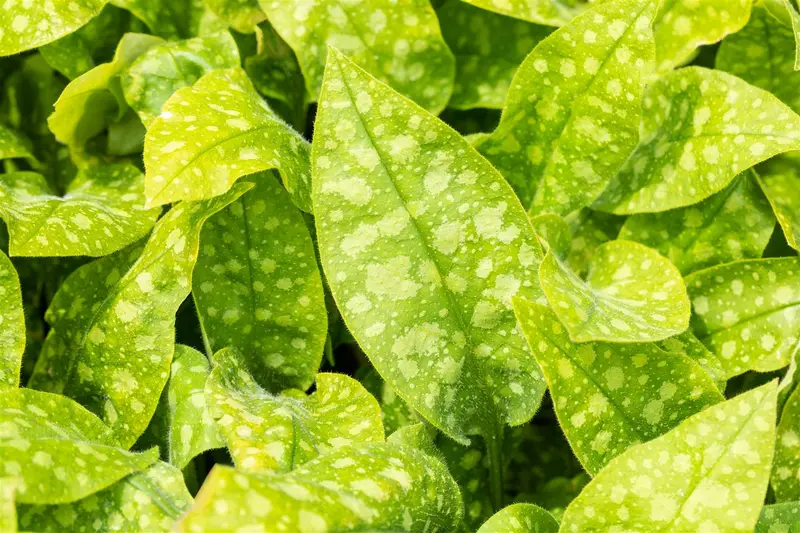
[0, 250, 24, 388]
[477, 503, 559, 533]
[758, 155, 800, 251]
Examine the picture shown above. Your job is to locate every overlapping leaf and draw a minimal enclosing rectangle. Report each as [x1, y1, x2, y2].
[0, 250, 23, 389]
[765, 0, 800, 70]
[460, 0, 592, 26]
[773, 385, 800, 501]
[532, 214, 571, 259]
[110, 0, 207, 38]
[658, 331, 726, 390]
[563, 208, 624, 277]
[758, 155, 800, 251]
[358, 368, 419, 435]
[477, 503, 559, 533]
[756, 503, 800, 533]
[205, 0, 265, 33]
[0, 124, 35, 163]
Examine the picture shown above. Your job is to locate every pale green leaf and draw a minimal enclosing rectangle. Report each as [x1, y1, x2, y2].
[193, 174, 327, 391]
[143, 67, 312, 212]
[0, 123, 35, 163]
[593, 67, 800, 214]
[359, 367, 419, 435]
[386, 423, 441, 460]
[28, 183, 252, 447]
[764, 0, 800, 70]
[258, 0, 456, 113]
[121, 32, 241, 128]
[477, 0, 655, 216]
[560, 381, 777, 533]
[619, 171, 775, 275]
[0, 388, 158, 505]
[686, 257, 800, 380]
[0, 165, 159, 257]
[206, 348, 384, 473]
[313, 49, 547, 444]
[0, 250, 23, 388]
[532, 213, 571, 259]
[758, 155, 800, 251]
[756, 503, 800, 533]
[774, 385, 800, 501]
[0, 478, 17, 533]
[514, 300, 723, 474]
[477, 503, 559, 533]
[658, 331, 726, 391]
[178, 443, 464, 531]
[539, 240, 690, 343]
[110, 0, 206, 38]
[563, 208, 624, 277]
[205, 0, 266, 33]
[459, 0, 595, 26]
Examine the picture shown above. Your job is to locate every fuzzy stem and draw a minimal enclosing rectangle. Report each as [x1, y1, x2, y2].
[485, 431, 505, 512]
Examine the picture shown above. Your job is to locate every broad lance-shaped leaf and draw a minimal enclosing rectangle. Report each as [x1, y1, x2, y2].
[459, 0, 592, 26]
[758, 155, 800, 251]
[0, 0, 109, 56]
[0, 250, 24, 388]
[560, 381, 778, 533]
[258, 0, 456, 114]
[179, 443, 464, 531]
[144, 67, 312, 212]
[193, 174, 327, 392]
[593, 67, 800, 214]
[0, 388, 158, 505]
[17, 461, 192, 532]
[514, 300, 723, 475]
[477, 503, 558, 533]
[687, 257, 800, 380]
[0, 123, 35, 163]
[756, 503, 800, 533]
[206, 348, 384, 473]
[313, 49, 547, 444]
[205, 0, 265, 33]
[121, 31, 240, 128]
[619, 171, 775, 275]
[476, 0, 655, 216]
[539, 240, 690, 343]
[0, 165, 159, 257]
[28, 183, 252, 448]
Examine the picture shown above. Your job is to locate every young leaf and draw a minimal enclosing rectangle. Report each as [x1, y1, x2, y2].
[773, 385, 800, 501]
[0, 165, 159, 257]
[193, 174, 327, 391]
[756, 503, 800, 533]
[313, 48, 547, 444]
[205, 0, 266, 33]
[28, 183, 252, 448]
[619, 171, 775, 275]
[477, 503, 559, 533]
[0, 388, 159, 505]
[258, 0, 456, 113]
[758, 155, 800, 251]
[593, 67, 800, 214]
[0, 123, 35, 163]
[560, 381, 777, 533]
[686, 257, 800, 380]
[110, 0, 206, 39]
[476, 0, 656, 216]
[459, 0, 591, 26]
[539, 240, 691, 343]
[143, 67, 312, 212]
[0, 250, 24, 388]
[514, 300, 723, 474]
[206, 348, 384, 473]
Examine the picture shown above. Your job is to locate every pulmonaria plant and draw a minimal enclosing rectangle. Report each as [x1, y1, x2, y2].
[1, 0, 800, 531]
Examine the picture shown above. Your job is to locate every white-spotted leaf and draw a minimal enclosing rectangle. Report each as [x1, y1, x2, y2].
[0, 478, 17, 533]
[205, 0, 265, 33]
[774, 385, 800, 502]
[0, 123, 35, 163]
[563, 207, 624, 277]
[460, 0, 593, 26]
[0, 250, 24, 388]
[758, 155, 800, 251]
[658, 331, 727, 391]
[532, 213, 572, 259]
[110, 0, 206, 39]
[477, 503, 559, 533]
[756, 503, 800, 533]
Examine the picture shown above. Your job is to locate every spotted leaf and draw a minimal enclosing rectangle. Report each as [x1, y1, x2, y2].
[0, 123, 35, 163]
[205, 0, 265, 33]
[314, 49, 546, 445]
[532, 213, 571, 259]
[459, 0, 594, 26]
[756, 503, 800, 533]
[774, 385, 800, 501]
[563, 208, 624, 277]
[0, 478, 17, 533]
[110, 0, 207, 38]
[758, 155, 800, 251]
[358, 367, 419, 435]
[658, 331, 726, 391]
[0, 250, 23, 389]
[477, 503, 559, 533]
[560, 381, 777, 533]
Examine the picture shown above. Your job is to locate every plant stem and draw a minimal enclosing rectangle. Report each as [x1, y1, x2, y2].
[194, 294, 213, 359]
[485, 431, 505, 512]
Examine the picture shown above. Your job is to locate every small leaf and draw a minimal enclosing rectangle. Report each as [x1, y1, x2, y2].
[143, 67, 312, 212]
[560, 381, 777, 533]
[756, 503, 800, 533]
[205, 348, 384, 473]
[773, 385, 800, 501]
[205, 0, 266, 33]
[514, 300, 723, 474]
[0, 123, 35, 163]
[459, 0, 591, 26]
[686, 257, 800, 380]
[658, 331, 727, 391]
[593, 67, 800, 214]
[539, 240, 690, 343]
[110, 0, 206, 38]
[477, 503, 559, 533]
[758, 155, 800, 251]
[0, 250, 24, 388]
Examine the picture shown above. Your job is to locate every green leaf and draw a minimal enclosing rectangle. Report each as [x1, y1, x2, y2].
[386, 423, 441, 459]
[477, 503, 559, 533]
[110, 0, 206, 38]
[178, 443, 464, 531]
[121, 32, 241, 129]
[539, 240, 690, 343]
[476, 0, 656, 216]
[206, 348, 384, 473]
[0, 478, 18, 533]
[0, 0, 109, 56]
[193, 174, 327, 391]
[459, 0, 593, 26]
[560, 381, 777, 533]
[758, 155, 800, 251]
[143, 67, 312, 212]
[437, 1, 552, 110]
[686, 257, 800, 380]
[0, 123, 35, 163]
[563, 208, 624, 277]
[258, 0, 456, 113]
[593, 67, 800, 214]
[514, 300, 723, 474]
[28, 183, 252, 447]
[0, 250, 23, 388]
[205, 0, 266, 33]
[532, 213, 571, 259]
[0, 164, 159, 257]
[359, 367, 419, 435]
[773, 385, 800, 501]
[756, 503, 800, 533]
[619, 171, 775, 275]
[313, 49, 547, 444]
[0, 388, 158, 505]
[658, 330, 727, 391]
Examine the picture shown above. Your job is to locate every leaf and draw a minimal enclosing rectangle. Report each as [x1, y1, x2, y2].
[593, 67, 800, 214]
[193, 174, 327, 391]
[313, 49, 547, 444]
[514, 300, 723, 474]
[476, 0, 656, 216]
[0, 164, 160, 257]
[205, 348, 384, 473]
[437, 1, 553, 110]
[0, 123, 35, 163]
[618, 171, 775, 275]
[773, 385, 800, 501]
[560, 381, 777, 533]
[538, 240, 691, 343]
[0, 250, 24, 388]
[477, 503, 559, 533]
[758, 155, 800, 251]
[110, 0, 206, 38]
[532, 213, 571, 259]
[28, 183, 252, 447]
[143, 67, 312, 212]
[459, 0, 593, 26]
[658, 331, 727, 391]
[358, 367, 419, 435]
[0, 478, 18, 533]
[0, 388, 158, 504]
[756, 503, 800, 533]
[0, 0, 109, 56]
[258, 0, 456, 113]
[563, 208, 624, 277]
[686, 257, 800, 380]
[205, 0, 266, 33]
[178, 443, 464, 531]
